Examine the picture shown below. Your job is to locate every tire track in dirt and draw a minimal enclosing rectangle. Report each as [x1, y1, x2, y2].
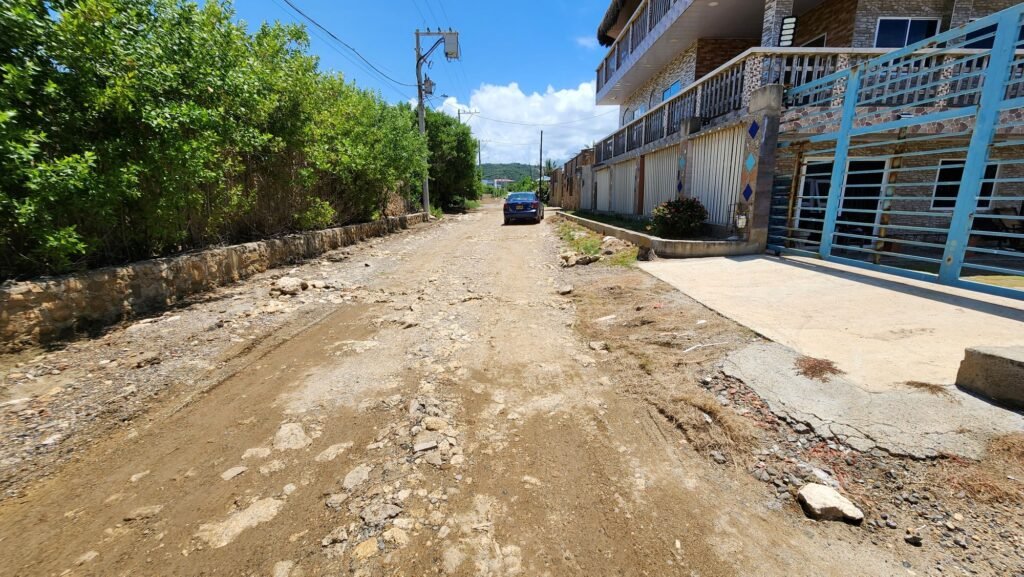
[0, 204, 909, 576]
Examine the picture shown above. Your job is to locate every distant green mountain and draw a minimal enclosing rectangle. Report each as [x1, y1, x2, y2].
[481, 163, 537, 181]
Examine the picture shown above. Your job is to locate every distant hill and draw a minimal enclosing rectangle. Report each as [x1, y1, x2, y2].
[481, 163, 537, 181]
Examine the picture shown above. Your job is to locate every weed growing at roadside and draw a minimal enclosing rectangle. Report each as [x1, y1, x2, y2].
[604, 247, 639, 267]
[557, 222, 601, 256]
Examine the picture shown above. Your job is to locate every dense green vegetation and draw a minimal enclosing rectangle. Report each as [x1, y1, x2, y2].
[481, 163, 536, 182]
[0, 0, 477, 279]
[652, 198, 709, 239]
[425, 108, 481, 212]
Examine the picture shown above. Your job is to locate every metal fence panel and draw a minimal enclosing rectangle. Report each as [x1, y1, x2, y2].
[689, 124, 746, 226]
[770, 6, 1024, 299]
[611, 160, 637, 215]
[643, 146, 680, 216]
[595, 168, 611, 212]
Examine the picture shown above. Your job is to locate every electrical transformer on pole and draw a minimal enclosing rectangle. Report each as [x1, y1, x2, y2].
[415, 29, 460, 216]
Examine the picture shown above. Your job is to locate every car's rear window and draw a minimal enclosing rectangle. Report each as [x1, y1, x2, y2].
[507, 193, 536, 203]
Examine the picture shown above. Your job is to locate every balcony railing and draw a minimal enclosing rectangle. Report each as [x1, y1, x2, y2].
[597, 0, 677, 93]
[595, 46, 1004, 165]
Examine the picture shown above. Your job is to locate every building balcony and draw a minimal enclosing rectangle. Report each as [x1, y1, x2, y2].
[594, 45, 1009, 165]
[595, 0, 766, 105]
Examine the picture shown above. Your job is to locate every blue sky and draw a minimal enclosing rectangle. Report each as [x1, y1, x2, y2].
[230, 0, 620, 164]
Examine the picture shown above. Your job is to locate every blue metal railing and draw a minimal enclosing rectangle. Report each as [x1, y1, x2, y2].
[769, 5, 1024, 299]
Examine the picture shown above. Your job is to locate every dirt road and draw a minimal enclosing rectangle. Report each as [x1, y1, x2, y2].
[0, 203, 947, 575]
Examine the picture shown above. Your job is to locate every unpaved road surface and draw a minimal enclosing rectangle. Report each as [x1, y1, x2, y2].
[0, 203, 1001, 576]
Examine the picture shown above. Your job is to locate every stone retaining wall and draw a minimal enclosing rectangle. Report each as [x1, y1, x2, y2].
[0, 214, 428, 351]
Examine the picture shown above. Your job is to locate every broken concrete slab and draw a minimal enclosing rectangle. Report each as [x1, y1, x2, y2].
[723, 342, 1024, 459]
[956, 346, 1024, 410]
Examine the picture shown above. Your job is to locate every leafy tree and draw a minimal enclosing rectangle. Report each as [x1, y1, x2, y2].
[424, 108, 480, 212]
[510, 176, 534, 192]
[0, 0, 428, 278]
[480, 163, 535, 181]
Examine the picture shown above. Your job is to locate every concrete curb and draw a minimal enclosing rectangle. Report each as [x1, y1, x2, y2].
[559, 212, 763, 258]
[1, 213, 429, 350]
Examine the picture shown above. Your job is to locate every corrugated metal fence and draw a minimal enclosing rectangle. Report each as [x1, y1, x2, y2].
[611, 161, 637, 214]
[595, 168, 611, 212]
[579, 166, 594, 211]
[643, 146, 680, 216]
[688, 124, 745, 226]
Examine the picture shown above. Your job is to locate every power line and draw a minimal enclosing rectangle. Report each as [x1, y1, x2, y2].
[429, 0, 453, 24]
[468, 109, 618, 127]
[409, 0, 428, 26]
[279, 0, 419, 88]
[420, 0, 442, 29]
[480, 139, 537, 146]
[268, 0, 413, 100]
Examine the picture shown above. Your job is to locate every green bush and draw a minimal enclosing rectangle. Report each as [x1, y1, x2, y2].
[651, 198, 708, 239]
[0, 0, 446, 279]
[294, 198, 336, 230]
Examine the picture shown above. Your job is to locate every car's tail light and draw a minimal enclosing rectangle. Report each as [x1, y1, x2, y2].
[531, 202, 538, 209]
[503, 203, 510, 211]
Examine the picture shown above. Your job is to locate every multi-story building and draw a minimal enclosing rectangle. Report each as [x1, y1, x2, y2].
[588, 0, 1024, 295]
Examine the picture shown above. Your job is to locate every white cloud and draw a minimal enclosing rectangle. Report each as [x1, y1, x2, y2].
[435, 81, 618, 165]
[575, 36, 599, 49]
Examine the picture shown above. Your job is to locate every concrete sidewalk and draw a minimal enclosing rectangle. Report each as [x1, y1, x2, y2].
[640, 255, 1024, 458]
[640, 255, 1024, 391]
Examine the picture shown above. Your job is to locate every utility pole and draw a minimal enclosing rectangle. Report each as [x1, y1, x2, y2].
[456, 108, 479, 124]
[538, 130, 544, 199]
[415, 29, 461, 215]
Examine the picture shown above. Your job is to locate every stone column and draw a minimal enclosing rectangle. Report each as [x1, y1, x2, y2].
[743, 55, 766, 109]
[762, 0, 795, 47]
[831, 54, 851, 108]
[742, 85, 785, 248]
[950, 0, 975, 30]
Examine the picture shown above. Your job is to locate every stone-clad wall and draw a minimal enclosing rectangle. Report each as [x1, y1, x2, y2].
[0, 214, 428, 351]
[621, 46, 697, 125]
[792, 0, 1020, 49]
[852, 0, 953, 48]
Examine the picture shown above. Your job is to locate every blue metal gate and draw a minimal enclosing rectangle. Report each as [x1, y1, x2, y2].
[769, 6, 1024, 299]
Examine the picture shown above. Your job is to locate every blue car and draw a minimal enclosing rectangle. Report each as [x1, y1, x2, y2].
[503, 192, 545, 225]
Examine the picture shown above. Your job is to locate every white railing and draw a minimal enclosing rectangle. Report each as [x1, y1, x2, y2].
[596, 0, 678, 93]
[595, 46, 995, 164]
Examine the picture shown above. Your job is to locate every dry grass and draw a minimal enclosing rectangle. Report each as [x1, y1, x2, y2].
[651, 388, 760, 455]
[795, 355, 844, 382]
[937, 433, 1024, 503]
[570, 273, 760, 459]
[902, 380, 951, 396]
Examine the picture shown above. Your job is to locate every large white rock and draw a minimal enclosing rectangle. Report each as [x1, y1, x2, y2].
[273, 423, 312, 451]
[194, 498, 284, 548]
[274, 277, 308, 295]
[797, 483, 864, 524]
[342, 464, 372, 490]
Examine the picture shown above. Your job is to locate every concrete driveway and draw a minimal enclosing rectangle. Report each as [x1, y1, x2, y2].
[640, 255, 1024, 458]
[640, 255, 1024, 392]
